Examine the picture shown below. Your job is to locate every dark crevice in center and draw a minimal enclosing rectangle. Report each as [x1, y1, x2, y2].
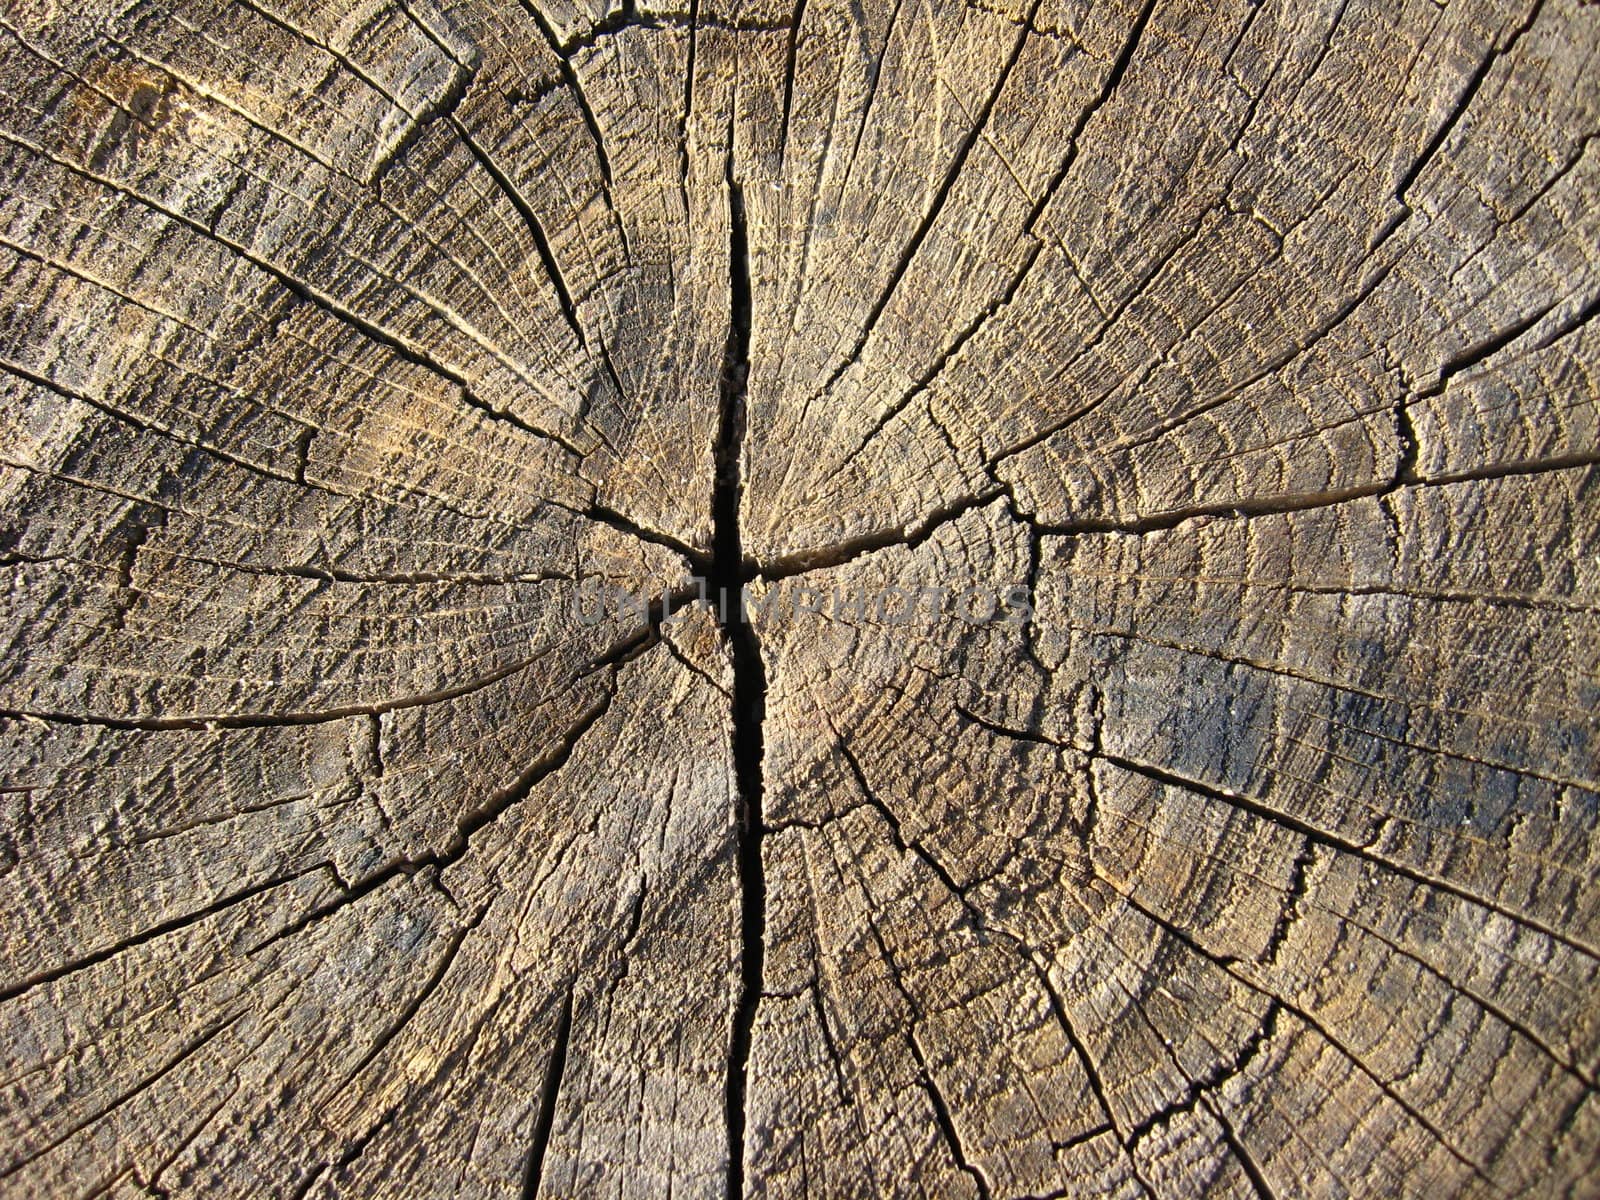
[521, 987, 573, 1199]
[714, 150, 766, 1200]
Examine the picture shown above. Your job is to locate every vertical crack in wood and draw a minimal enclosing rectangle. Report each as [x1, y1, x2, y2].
[714, 140, 766, 1200]
[907, 1030, 993, 1200]
[109, 503, 165, 631]
[809, 0, 1045, 407]
[1391, 0, 1545, 208]
[521, 988, 574, 1199]
[776, 0, 809, 166]
[680, 0, 701, 192]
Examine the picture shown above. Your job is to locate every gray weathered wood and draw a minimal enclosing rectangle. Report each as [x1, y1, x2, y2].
[1, 0, 1597, 1195]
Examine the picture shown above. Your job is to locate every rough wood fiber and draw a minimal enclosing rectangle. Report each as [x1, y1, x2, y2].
[0, 0, 1596, 1196]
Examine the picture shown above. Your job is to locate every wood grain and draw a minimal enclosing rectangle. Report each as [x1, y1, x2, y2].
[0, 0, 1596, 1195]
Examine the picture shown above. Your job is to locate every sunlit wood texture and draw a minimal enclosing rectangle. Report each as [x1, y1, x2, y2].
[1, 0, 1598, 1195]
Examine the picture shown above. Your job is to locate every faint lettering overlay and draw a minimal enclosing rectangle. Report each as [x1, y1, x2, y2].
[573, 577, 1036, 628]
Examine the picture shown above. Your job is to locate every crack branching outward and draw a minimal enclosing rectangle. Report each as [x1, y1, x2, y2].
[713, 154, 767, 1200]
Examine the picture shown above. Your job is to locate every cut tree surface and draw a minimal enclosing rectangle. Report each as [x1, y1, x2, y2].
[0, 0, 1597, 1195]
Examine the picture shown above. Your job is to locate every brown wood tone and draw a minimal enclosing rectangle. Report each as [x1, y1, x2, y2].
[0, 0, 1596, 1195]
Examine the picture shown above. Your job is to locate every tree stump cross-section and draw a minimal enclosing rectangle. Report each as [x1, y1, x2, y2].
[0, 0, 1598, 1196]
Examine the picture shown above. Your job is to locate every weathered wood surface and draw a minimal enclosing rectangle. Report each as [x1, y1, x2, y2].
[0, 0, 1598, 1194]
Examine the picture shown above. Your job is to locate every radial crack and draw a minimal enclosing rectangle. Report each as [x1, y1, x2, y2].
[521, 989, 574, 1199]
[714, 144, 768, 1200]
